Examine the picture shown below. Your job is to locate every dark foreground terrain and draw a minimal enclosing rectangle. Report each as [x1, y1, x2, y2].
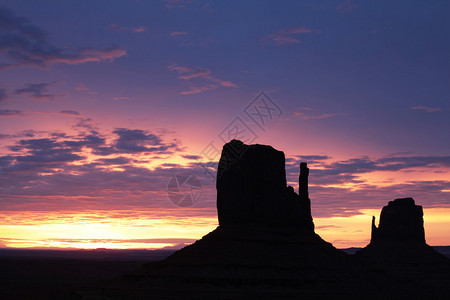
[0, 248, 174, 299]
[0, 247, 449, 299]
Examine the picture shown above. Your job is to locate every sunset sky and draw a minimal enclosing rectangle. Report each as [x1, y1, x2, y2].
[1, 0, 449, 249]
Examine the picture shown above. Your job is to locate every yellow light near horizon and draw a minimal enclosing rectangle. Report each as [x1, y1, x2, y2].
[314, 208, 450, 248]
[1, 208, 449, 250]
[0, 211, 218, 249]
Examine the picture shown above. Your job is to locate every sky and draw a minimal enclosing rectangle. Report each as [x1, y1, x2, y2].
[0, 0, 449, 249]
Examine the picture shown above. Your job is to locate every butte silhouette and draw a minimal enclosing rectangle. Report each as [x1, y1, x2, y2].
[85, 140, 449, 299]
[357, 197, 447, 262]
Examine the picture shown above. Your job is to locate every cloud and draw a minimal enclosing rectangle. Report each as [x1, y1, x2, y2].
[0, 88, 7, 103]
[97, 157, 131, 165]
[113, 96, 134, 101]
[337, 0, 358, 14]
[0, 130, 36, 140]
[72, 117, 98, 133]
[170, 31, 187, 36]
[164, 0, 191, 9]
[290, 108, 341, 121]
[179, 84, 218, 95]
[0, 132, 213, 214]
[263, 26, 314, 45]
[0, 7, 126, 71]
[168, 64, 237, 95]
[74, 83, 97, 95]
[294, 155, 330, 162]
[131, 26, 148, 33]
[182, 154, 202, 160]
[0, 124, 449, 220]
[109, 24, 147, 33]
[113, 128, 178, 154]
[109, 24, 127, 32]
[60, 110, 80, 116]
[294, 111, 339, 120]
[13, 82, 62, 100]
[7, 138, 84, 165]
[410, 106, 442, 113]
[0, 109, 22, 116]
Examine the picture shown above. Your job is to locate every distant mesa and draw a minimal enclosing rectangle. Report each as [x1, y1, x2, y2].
[357, 197, 446, 262]
[371, 197, 425, 243]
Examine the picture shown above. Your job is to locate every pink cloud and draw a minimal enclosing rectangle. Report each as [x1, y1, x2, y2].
[219, 81, 238, 88]
[131, 26, 148, 32]
[179, 84, 218, 95]
[168, 64, 237, 94]
[337, 0, 358, 14]
[410, 106, 442, 113]
[170, 31, 188, 36]
[109, 24, 148, 33]
[74, 83, 97, 95]
[164, 0, 191, 9]
[109, 24, 127, 32]
[293, 110, 340, 120]
[263, 26, 314, 45]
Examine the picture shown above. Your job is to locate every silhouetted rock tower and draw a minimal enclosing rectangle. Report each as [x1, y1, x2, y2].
[357, 197, 446, 262]
[216, 139, 313, 230]
[371, 197, 425, 243]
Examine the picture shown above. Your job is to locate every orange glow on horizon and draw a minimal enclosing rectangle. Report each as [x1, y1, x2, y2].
[1, 208, 449, 250]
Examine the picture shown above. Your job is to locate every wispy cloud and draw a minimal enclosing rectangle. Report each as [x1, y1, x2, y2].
[294, 112, 339, 120]
[109, 24, 148, 33]
[410, 106, 442, 113]
[0, 7, 126, 71]
[0, 109, 22, 116]
[292, 108, 341, 120]
[164, 0, 191, 9]
[13, 82, 63, 101]
[60, 110, 80, 116]
[168, 64, 237, 95]
[337, 0, 358, 14]
[170, 31, 187, 36]
[74, 83, 97, 95]
[113, 96, 134, 101]
[0, 88, 7, 103]
[263, 26, 314, 45]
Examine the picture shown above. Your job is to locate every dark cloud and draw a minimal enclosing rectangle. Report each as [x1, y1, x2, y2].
[0, 88, 7, 103]
[72, 118, 98, 134]
[64, 134, 105, 148]
[8, 138, 84, 164]
[0, 130, 36, 139]
[13, 82, 60, 100]
[60, 110, 80, 115]
[0, 6, 126, 71]
[378, 156, 450, 170]
[97, 157, 131, 165]
[0, 109, 22, 116]
[181, 154, 202, 160]
[113, 128, 178, 154]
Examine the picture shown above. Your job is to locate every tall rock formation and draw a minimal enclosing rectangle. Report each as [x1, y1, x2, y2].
[216, 139, 313, 230]
[357, 197, 446, 263]
[370, 197, 425, 243]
